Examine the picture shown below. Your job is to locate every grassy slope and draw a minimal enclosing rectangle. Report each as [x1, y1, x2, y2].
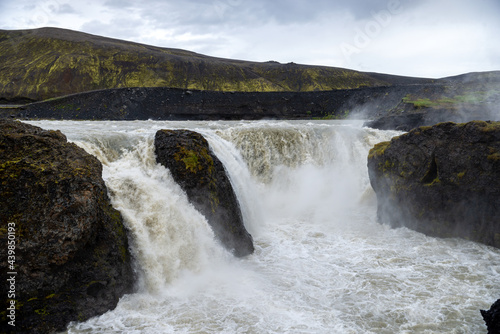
[389, 71, 500, 115]
[0, 27, 397, 101]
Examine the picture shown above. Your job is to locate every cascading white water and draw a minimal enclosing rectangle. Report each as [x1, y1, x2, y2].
[28, 120, 499, 333]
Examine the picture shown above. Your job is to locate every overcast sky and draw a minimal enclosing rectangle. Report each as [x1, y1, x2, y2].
[1, 0, 499, 78]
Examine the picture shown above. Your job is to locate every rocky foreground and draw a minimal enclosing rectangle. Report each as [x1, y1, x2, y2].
[368, 120, 500, 247]
[482, 299, 500, 334]
[0, 120, 258, 332]
[368, 120, 500, 332]
[0, 120, 134, 333]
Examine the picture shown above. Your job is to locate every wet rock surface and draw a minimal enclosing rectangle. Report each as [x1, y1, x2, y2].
[154, 129, 254, 257]
[482, 299, 500, 334]
[0, 119, 134, 333]
[367, 120, 500, 248]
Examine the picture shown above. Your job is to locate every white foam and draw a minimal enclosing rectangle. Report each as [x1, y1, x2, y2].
[28, 120, 497, 333]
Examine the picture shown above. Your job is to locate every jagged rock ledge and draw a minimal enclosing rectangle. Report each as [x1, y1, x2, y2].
[154, 129, 254, 257]
[0, 120, 134, 333]
[367, 120, 500, 248]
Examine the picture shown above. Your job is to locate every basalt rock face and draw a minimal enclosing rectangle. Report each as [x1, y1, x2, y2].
[482, 299, 500, 334]
[1, 85, 423, 121]
[0, 120, 134, 333]
[367, 121, 500, 248]
[154, 129, 254, 257]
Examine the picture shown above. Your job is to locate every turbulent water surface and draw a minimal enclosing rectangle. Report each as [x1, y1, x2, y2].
[28, 120, 499, 334]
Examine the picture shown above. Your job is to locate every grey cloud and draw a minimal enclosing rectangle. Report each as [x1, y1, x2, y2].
[2, 0, 499, 77]
[125, 0, 417, 34]
[103, 0, 135, 8]
[81, 18, 145, 40]
[55, 4, 76, 14]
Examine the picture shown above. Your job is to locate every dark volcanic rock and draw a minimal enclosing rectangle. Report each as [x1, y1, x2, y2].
[363, 108, 496, 131]
[0, 120, 134, 333]
[1, 86, 418, 121]
[482, 299, 500, 334]
[367, 121, 500, 247]
[364, 113, 427, 131]
[154, 129, 254, 257]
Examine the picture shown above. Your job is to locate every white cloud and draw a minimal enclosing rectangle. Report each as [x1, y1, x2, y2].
[0, 0, 499, 78]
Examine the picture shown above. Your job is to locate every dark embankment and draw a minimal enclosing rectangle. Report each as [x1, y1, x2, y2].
[0, 120, 134, 333]
[364, 71, 500, 130]
[4, 73, 498, 122]
[1, 85, 429, 120]
[368, 120, 500, 248]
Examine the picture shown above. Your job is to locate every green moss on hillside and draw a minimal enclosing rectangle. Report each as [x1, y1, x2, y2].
[0, 28, 390, 101]
[401, 89, 500, 110]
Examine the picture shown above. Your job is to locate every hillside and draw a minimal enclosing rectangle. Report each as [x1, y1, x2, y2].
[1, 27, 498, 127]
[0, 27, 417, 102]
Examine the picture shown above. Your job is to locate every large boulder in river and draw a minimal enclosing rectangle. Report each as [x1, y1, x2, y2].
[154, 129, 254, 257]
[0, 120, 134, 333]
[367, 121, 500, 248]
[482, 299, 500, 334]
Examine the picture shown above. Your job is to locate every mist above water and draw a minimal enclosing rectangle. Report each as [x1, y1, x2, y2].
[28, 120, 499, 333]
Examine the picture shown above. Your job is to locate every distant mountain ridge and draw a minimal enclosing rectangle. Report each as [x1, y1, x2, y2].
[0, 27, 433, 102]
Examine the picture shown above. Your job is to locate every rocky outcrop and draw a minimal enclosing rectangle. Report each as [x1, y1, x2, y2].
[363, 110, 462, 131]
[154, 129, 254, 257]
[367, 121, 500, 248]
[0, 120, 134, 333]
[364, 73, 500, 130]
[364, 106, 499, 131]
[482, 299, 500, 334]
[364, 113, 428, 131]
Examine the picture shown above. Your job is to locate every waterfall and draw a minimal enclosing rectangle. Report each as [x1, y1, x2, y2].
[26, 120, 499, 333]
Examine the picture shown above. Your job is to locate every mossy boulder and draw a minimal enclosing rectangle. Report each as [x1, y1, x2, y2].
[154, 129, 254, 257]
[0, 120, 134, 333]
[367, 120, 500, 248]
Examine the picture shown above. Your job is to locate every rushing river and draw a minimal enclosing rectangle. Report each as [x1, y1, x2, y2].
[28, 120, 499, 333]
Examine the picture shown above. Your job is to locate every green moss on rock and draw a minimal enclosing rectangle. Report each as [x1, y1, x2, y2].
[0, 119, 134, 333]
[154, 129, 254, 257]
[367, 120, 500, 248]
[368, 141, 391, 160]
